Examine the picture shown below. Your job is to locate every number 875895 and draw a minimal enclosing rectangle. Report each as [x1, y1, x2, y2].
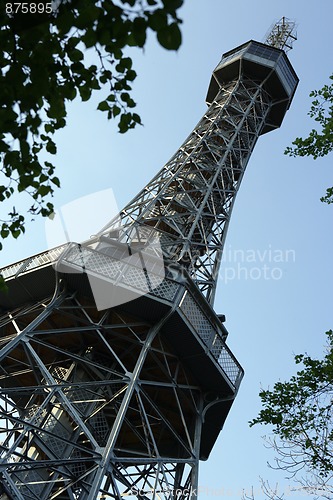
[6, 3, 54, 14]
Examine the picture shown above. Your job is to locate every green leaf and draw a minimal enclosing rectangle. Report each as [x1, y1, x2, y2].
[132, 113, 141, 124]
[51, 177, 61, 187]
[82, 28, 98, 48]
[46, 140, 57, 155]
[38, 185, 52, 197]
[127, 98, 136, 108]
[126, 69, 137, 81]
[44, 124, 54, 134]
[55, 9, 75, 35]
[11, 229, 21, 239]
[99, 70, 112, 84]
[62, 85, 77, 101]
[112, 105, 121, 117]
[40, 174, 48, 183]
[1, 227, 10, 239]
[79, 86, 92, 102]
[97, 101, 110, 112]
[120, 92, 130, 102]
[121, 57, 132, 70]
[66, 36, 80, 50]
[131, 17, 147, 47]
[20, 139, 30, 159]
[47, 99, 66, 120]
[54, 118, 66, 130]
[118, 112, 133, 133]
[161, 0, 184, 11]
[157, 22, 182, 50]
[148, 9, 168, 31]
[75, 4, 102, 29]
[113, 49, 123, 60]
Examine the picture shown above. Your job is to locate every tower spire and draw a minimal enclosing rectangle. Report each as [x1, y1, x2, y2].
[264, 16, 297, 52]
[0, 22, 298, 499]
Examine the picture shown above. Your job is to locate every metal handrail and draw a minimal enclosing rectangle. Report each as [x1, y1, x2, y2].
[0, 244, 69, 279]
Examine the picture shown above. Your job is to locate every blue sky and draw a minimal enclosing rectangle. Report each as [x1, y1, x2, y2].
[1, 0, 333, 498]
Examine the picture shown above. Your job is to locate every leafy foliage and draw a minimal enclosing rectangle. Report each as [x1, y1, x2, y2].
[320, 187, 333, 205]
[251, 330, 333, 494]
[252, 77, 333, 498]
[285, 75, 333, 204]
[0, 0, 183, 250]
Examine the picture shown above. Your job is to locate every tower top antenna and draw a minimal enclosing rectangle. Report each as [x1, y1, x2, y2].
[264, 16, 297, 52]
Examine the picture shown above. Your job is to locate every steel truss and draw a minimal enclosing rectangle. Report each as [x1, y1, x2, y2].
[0, 287, 203, 498]
[96, 77, 272, 304]
[0, 27, 298, 500]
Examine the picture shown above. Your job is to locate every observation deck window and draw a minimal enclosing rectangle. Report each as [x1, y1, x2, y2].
[246, 42, 280, 61]
[277, 55, 298, 91]
[219, 46, 247, 66]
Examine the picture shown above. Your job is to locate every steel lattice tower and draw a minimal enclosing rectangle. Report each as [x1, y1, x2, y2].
[0, 19, 298, 500]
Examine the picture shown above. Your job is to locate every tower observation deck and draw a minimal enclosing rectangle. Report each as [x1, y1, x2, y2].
[0, 19, 298, 500]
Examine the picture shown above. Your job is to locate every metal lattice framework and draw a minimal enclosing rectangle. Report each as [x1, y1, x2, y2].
[0, 24, 298, 500]
[0, 275, 241, 499]
[97, 77, 272, 304]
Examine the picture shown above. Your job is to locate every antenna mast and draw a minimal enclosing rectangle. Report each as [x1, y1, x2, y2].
[265, 16, 297, 52]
